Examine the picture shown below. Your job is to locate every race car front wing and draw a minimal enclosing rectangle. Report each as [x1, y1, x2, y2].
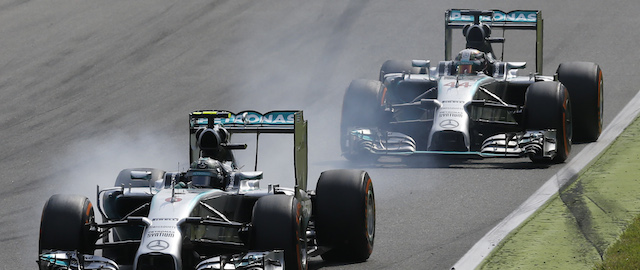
[344, 128, 560, 159]
[38, 250, 285, 270]
[38, 251, 118, 270]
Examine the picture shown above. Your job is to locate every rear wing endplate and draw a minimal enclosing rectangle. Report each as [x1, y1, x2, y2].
[189, 110, 308, 192]
[445, 9, 543, 74]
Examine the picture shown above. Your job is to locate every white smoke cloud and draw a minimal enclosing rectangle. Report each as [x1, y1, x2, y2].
[52, 131, 187, 205]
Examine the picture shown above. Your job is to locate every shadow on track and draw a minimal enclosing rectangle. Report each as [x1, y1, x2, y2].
[308, 258, 369, 270]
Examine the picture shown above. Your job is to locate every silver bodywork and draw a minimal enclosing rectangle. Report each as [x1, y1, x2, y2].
[38, 111, 312, 270]
[345, 68, 559, 159]
[343, 9, 566, 161]
[39, 172, 295, 270]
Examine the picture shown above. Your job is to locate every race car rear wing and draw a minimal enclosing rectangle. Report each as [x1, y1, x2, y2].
[189, 110, 309, 191]
[445, 9, 543, 74]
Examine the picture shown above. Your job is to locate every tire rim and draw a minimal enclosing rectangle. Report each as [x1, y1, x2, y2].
[598, 71, 603, 134]
[365, 182, 375, 243]
[565, 93, 573, 147]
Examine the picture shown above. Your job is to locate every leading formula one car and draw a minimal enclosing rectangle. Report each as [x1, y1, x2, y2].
[341, 9, 603, 163]
[38, 110, 375, 270]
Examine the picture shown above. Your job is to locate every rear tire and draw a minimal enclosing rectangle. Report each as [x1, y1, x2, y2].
[315, 170, 375, 262]
[525, 81, 572, 163]
[252, 195, 307, 270]
[340, 79, 383, 161]
[39, 194, 97, 254]
[557, 62, 603, 142]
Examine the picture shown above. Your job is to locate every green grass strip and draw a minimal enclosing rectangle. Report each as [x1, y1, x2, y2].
[597, 215, 640, 269]
[480, 116, 640, 270]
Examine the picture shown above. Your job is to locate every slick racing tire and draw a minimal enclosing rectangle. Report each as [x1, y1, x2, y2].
[557, 62, 603, 142]
[114, 168, 165, 188]
[379, 60, 422, 81]
[340, 79, 383, 161]
[252, 195, 307, 270]
[315, 170, 375, 262]
[39, 194, 97, 254]
[525, 81, 572, 163]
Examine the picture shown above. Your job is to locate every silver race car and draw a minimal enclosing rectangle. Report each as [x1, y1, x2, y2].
[341, 9, 603, 163]
[38, 110, 375, 270]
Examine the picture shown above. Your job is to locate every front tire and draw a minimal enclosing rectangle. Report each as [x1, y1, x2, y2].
[557, 62, 603, 142]
[525, 81, 572, 163]
[252, 195, 307, 270]
[315, 170, 375, 262]
[340, 79, 383, 161]
[39, 194, 97, 254]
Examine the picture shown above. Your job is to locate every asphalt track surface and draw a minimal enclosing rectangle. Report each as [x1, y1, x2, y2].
[0, 1, 638, 269]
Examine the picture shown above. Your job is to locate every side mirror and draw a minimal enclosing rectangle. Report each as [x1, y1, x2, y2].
[412, 60, 431, 76]
[412, 60, 431, 68]
[130, 170, 152, 181]
[507, 62, 527, 70]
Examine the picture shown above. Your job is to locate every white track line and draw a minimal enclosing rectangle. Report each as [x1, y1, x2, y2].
[451, 90, 640, 270]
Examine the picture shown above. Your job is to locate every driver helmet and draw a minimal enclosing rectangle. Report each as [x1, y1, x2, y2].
[187, 157, 228, 189]
[455, 49, 487, 74]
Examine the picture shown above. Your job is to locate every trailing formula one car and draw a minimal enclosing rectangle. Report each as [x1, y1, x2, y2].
[38, 110, 376, 270]
[341, 9, 603, 163]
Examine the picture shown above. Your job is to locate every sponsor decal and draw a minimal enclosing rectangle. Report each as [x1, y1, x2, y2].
[152, 218, 179, 221]
[149, 225, 177, 229]
[147, 240, 169, 251]
[215, 111, 295, 125]
[195, 118, 208, 125]
[147, 230, 176, 238]
[449, 10, 537, 23]
[442, 100, 465, 104]
[191, 111, 297, 126]
[438, 111, 464, 118]
[440, 119, 460, 128]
